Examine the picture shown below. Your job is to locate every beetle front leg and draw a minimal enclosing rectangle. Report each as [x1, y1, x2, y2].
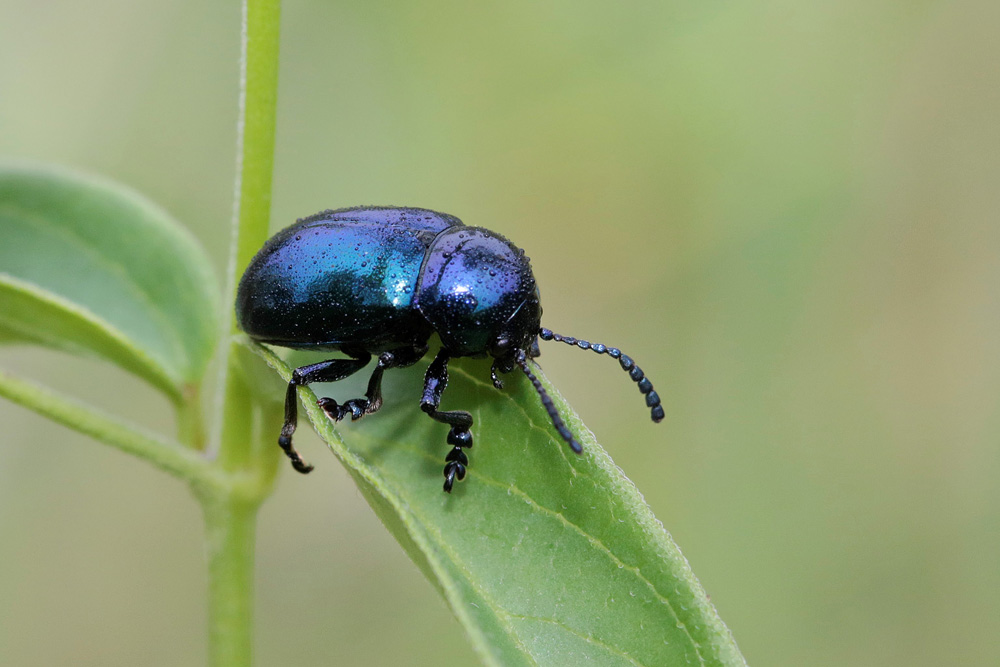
[420, 349, 474, 493]
[490, 356, 515, 389]
[281, 356, 371, 473]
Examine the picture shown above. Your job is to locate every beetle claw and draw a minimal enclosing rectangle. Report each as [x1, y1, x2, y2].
[443, 460, 467, 493]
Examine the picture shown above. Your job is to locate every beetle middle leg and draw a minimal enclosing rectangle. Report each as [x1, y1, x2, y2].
[318, 345, 427, 422]
[420, 349, 474, 493]
[281, 355, 371, 473]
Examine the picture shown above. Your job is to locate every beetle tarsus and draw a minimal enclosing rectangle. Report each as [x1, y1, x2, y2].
[316, 397, 347, 421]
[316, 390, 373, 423]
[443, 460, 467, 493]
[447, 427, 473, 448]
[441, 427, 473, 492]
[316, 348, 423, 425]
[446, 446, 469, 465]
[278, 433, 314, 474]
[278, 381, 315, 473]
[490, 359, 506, 389]
[344, 398, 369, 420]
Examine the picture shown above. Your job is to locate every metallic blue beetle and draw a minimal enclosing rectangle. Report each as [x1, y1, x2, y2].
[237, 206, 663, 492]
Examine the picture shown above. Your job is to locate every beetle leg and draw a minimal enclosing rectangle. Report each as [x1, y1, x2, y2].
[490, 360, 505, 389]
[319, 344, 429, 421]
[490, 356, 515, 389]
[281, 355, 371, 473]
[420, 349, 474, 493]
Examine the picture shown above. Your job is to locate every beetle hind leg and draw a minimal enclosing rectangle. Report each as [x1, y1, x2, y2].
[282, 355, 372, 473]
[420, 349, 474, 493]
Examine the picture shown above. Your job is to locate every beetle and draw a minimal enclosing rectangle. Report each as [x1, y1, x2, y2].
[236, 206, 663, 492]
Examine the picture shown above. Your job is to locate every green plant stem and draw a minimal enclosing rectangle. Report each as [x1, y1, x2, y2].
[215, 0, 282, 468]
[201, 494, 260, 667]
[203, 1, 283, 665]
[0, 368, 223, 487]
[228, 0, 281, 305]
[176, 384, 207, 450]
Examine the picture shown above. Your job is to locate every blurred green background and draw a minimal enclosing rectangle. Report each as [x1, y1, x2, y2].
[2, 0, 998, 665]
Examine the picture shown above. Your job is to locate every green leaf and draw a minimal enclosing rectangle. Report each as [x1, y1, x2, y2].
[0, 163, 220, 401]
[252, 343, 745, 667]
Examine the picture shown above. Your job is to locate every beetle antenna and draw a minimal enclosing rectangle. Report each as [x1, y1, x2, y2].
[514, 350, 583, 454]
[538, 328, 664, 423]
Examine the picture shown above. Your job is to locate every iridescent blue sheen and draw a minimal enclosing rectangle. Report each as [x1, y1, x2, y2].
[236, 207, 463, 351]
[237, 206, 542, 356]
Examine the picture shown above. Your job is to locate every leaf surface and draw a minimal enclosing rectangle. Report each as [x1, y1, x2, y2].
[0, 163, 219, 399]
[254, 345, 746, 667]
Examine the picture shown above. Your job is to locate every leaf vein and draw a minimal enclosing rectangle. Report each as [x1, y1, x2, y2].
[410, 506, 542, 667]
[374, 436, 704, 664]
[501, 612, 650, 667]
[449, 363, 707, 665]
